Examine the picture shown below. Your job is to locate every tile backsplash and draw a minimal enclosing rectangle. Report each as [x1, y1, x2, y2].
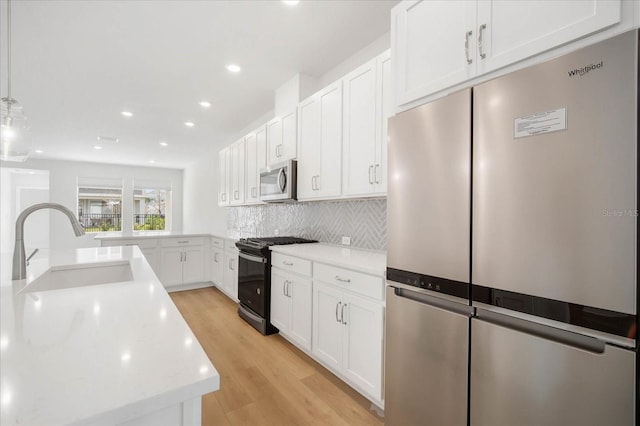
[226, 198, 387, 251]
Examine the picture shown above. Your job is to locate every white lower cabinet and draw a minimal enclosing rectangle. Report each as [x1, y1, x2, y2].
[270, 268, 313, 351]
[160, 245, 205, 288]
[221, 248, 238, 301]
[312, 281, 383, 402]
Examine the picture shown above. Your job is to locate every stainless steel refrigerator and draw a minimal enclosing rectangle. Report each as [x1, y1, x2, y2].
[385, 29, 638, 426]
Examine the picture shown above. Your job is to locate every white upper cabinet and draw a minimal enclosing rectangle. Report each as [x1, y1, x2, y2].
[297, 81, 343, 201]
[393, 0, 476, 106]
[267, 109, 297, 166]
[342, 50, 391, 197]
[476, 0, 621, 74]
[392, 0, 623, 107]
[218, 147, 230, 206]
[244, 126, 267, 204]
[229, 138, 245, 205]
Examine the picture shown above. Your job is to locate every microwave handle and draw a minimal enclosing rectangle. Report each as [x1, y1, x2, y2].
[277, 168, 287, 192]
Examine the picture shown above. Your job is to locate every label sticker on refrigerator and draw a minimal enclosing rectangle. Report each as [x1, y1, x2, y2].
[514, 107, 567, 139]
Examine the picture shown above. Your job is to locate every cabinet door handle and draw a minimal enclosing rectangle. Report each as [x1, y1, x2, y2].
[234, 190, 239, 200]
[311, 175, 316, 190]
[465, 30, 473, 64]
[251, 187, 257, 198]
[184, 252, 187, 262]
[335, 275, 351, 283]
[374, 164, 380, 184]
[221, 193, 226, 202]
[283, 261, 294, 266]
[178, 240, 189, 244]
[341, 303, 347, 325]
[315, 175, 320, 190]
[369, 165, 374, 184]
[180, 252, 184, 262]
[478, 24, 487, 59]
[336, 301, 342, 323]
[214, 253, 219, 262]
[283, 281, 287, 297]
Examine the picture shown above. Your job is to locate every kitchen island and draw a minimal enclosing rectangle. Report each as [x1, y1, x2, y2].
[0, 246, 219, 425]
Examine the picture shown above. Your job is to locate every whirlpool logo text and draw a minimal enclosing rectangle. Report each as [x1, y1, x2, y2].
[567, 61, 603, 77]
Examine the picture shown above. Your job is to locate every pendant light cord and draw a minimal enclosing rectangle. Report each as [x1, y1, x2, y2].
[6, 0, 11, 101]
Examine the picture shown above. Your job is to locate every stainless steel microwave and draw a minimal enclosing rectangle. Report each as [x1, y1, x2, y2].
[260, 160, 297, 202]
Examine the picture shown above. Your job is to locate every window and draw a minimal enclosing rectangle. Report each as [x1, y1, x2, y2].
[77, 177, 123, 233]
[133, 181, 171, 231]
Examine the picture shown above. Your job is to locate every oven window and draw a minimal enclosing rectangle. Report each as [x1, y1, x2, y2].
[238, 255, 267, 317]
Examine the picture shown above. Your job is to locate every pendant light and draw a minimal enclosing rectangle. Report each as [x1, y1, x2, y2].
[1, 0, 29, 162]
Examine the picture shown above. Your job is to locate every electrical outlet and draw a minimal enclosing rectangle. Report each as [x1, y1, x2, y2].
[341, 236, 351, 246]
[274, 229, 280, 236]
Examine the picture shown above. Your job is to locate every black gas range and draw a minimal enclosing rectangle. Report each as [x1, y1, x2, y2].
[235, 236, 317, 335]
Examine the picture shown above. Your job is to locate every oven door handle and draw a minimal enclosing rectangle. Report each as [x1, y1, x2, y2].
[238, 252, 267, 263]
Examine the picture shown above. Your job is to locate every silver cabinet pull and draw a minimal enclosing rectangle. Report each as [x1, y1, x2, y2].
[177, 240, 189, 244]
[286, 280, 292, 297]
[465, 30, 473, 64]
[374, 164, 380, 184]
[283, 281, 287, 297]
[336, 301, 342, 323]
[341, 303, 347, 325]
[369, 165, 374, 184]
[315, 175, 320, 190]
[478, 24, 487, 59]
[311, 176, 316, 190]
[184, 252, 187, 262]
[283, 261, 294, 266]
[279, 144, 284, 157]
[251, 187, 257, 198]
[180, 252, 184, 262]
[234, 190, 239, 200]
[214, 253, 219, 262]
[335, 275, 351, 283]
[221, 193, 226, 202]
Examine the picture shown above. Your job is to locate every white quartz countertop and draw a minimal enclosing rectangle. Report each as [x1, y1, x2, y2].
[94, 231, 215, 240]
[0, 247, 219, 425]
[270, 243, 386, 276]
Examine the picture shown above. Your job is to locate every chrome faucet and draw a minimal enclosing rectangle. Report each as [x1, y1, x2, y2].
[12, 203, 85, 280]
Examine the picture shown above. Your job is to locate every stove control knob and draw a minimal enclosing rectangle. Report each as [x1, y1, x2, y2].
[257, 288, 261, 295]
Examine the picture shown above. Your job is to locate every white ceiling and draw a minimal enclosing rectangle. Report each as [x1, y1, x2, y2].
[1, 0, 396, 169]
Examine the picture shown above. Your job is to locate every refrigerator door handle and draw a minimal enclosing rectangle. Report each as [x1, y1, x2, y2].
[475, 308, 606, 354]
[393, 287, 474, 317]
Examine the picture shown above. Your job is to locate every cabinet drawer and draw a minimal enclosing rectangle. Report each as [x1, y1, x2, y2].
[160, 237, 205, 247]
[104, 238, 158, 249]
[211, 237, 224, 249]
[314, 263, 384, 300]
[272, 253, 312, 277]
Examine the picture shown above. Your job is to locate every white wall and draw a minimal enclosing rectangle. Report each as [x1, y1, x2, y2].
[1, 158, 183, 250]
[183, 110, 273, 236]
[0, 168, 50, 254]
[182, 32, 391, 237]
[319, 31, 390, 87]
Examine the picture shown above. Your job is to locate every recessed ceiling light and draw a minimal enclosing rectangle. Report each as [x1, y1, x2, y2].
[226, 64, 241, 73]
[149, 160, 155, 164]
[34, 149, 43, 154]
[94, 145, 103, 150]
[121, 111, 133, 117]
[199, 101, 211, 108]
[282, 0, 300, 5]
[184, 121, 195, 127]
[159, 142, 168, 147]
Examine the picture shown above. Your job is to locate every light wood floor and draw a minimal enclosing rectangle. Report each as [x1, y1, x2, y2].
[170, 287, 384, 426]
